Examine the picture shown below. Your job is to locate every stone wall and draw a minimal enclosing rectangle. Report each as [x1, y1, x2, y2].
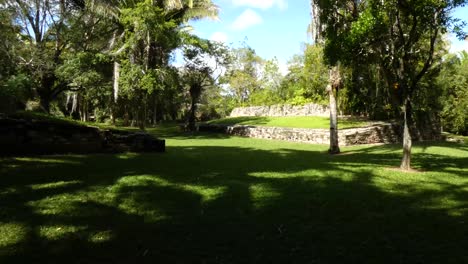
[199, 123, 401, 146]
[0, 117, 165, 156]
[230, 103, 330, 117]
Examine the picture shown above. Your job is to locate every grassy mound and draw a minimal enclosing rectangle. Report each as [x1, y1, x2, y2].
[6, 111, 85, 126]
[207, 116, 372, 129]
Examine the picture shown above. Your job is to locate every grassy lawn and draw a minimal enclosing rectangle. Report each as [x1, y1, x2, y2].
[207, 116, 372, 129]
[1, 124, 467, 263]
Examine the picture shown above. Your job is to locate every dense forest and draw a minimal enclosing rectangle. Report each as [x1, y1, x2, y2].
[0, 0, 466, 137]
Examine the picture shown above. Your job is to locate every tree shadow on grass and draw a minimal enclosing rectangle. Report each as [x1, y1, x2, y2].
[145, 125, 233, 140]
[343, 142, 468, 174]
[0, 143, 467, 263]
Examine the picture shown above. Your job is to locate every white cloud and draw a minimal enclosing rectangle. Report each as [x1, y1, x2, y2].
[210, 32, 228, 43]
[450, 39, 468, 54]
[231, 9, 263, 31]
[278, 61, 289, 76]
[232, 0, 287, 10]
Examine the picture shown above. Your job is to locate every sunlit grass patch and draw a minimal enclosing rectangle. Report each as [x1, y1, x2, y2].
[29, 180, 82, 190]
[27, 195, 90, 216]
[88, 230, 114, 243]
[39, 225, 87, 241]
[250, 184, 281, 209]
[0, 223, 28, 247]
[15, 157, 81, 165]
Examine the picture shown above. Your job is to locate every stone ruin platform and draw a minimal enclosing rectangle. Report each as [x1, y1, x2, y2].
[0, 117, 165, 156]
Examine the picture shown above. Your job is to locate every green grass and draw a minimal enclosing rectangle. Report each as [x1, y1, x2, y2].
[1, 124, 467, 263]
[207, 116, 372, 129]
[7, 111, 86, 127]
[443, 132, 468, 144]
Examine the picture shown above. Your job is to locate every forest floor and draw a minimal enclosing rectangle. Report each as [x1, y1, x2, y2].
[1, 123, 467, 263]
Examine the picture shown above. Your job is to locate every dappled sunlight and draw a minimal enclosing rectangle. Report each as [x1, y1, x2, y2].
[419, 196, 467, 217]
[88, 230, 114, 243]
[38, 225, 87, 241]
[27, 195, 92, 217]
[0, 222, 28, 247]
[14, 157, 82, 165]
[0, 187, 20, 197]
[115, 153, 140, 160]
[249, 184, 281, 210]
[29, 180, 83, 190]
[181, 185, 227, 204]
[0, 132, 467, 263]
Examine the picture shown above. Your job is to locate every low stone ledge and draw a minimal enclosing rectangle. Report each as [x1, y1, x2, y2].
[199, 123, 401, 146]
[0, 117, 165, 156]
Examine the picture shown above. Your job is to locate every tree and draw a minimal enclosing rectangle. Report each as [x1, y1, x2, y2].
[223, 43, 263, 105]
[105, 0, 219, 127]
[6, 0, 84, 112]
[310, 1, 350, 154]
[181, 38, 229, 131]
[311, 0, 467, 169]
[438, 51, 468, 135]
[0, 5, 31, 113]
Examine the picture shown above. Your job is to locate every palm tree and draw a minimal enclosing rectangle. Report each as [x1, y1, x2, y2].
[84, 0, 219, 125]
[309, 0, 348, 154]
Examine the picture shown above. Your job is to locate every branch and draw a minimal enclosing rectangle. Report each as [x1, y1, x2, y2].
[395, 8, 405, 44]
[405, 13, 419, 50]
[412, 10, 441, 90]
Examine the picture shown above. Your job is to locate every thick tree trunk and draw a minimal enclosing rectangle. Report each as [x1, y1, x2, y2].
[400, 98, 412, 170]
[187, 84, 201, 132]
[327, 66, 341, 154]
[187, 100, 197, 132]
[40, 97, 51, 114]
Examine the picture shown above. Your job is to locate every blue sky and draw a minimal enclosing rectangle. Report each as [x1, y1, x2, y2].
[188, 0, 468, 72]
[189, 0, 311, 72]
[450, 6, 468, 53]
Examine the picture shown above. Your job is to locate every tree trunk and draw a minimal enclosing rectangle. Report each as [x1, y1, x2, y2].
[80, 98, 89, 122]
[110, 110, 115, 125]
[400, 98, 412, 170]
[138, 98, 146, 130]
[328, 87, 340, 154]
[123, 107, 130, 127]
[111, 61, 120, 125]
[187, 84, 202, 132]
[327, 66, 341, 154]
[40, 97, 51, 114]
[113, 61, 120, 103]
[153, 95, 158, 126]
[71, 93, 78, 114]
[187, 100, 197, 131]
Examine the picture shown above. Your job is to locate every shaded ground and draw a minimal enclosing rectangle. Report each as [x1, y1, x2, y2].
[0, 125, 467, 263]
